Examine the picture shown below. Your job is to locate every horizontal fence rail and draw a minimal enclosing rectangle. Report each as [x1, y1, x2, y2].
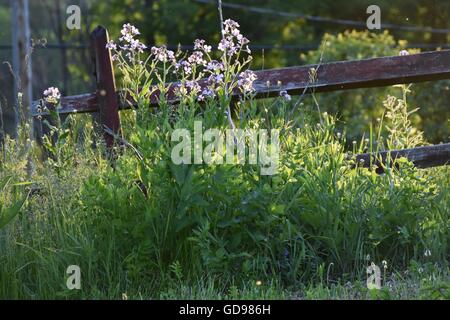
[30, 26, 450, 170]
[355, 144, 450, 172]
[32, 49, 450, 117]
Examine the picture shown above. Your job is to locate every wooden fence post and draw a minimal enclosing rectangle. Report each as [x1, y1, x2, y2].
[90, 26, 121, 150]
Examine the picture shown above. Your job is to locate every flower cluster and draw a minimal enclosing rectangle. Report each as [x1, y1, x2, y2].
[174, 80, 202, 98]
[219, 19, 251, 56]
[106, 40, 117, 50]
[120, 23, 140, 41]
[188, 51, 207, 66]
[206, 61, 224, 72]
[238, 70, 257, 93]
[208, 73, 224, 85]
[198, 88, 216, 102]
[151, 46, 175, 63]
[194, 39, 212, 53]
[106, 23, 147, 61]
[192, 20, 255, 99]
[186, 81, 202, 95]
[111, 20, 259, 102]
[43, 87, 61, 104]
[171, 39, 213, 80]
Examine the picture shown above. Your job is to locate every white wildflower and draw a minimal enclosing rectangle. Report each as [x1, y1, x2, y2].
[151, 46, 175, 63]
[194, 39, 212, 53]
[43, 87, 61, 104]
[223, 19, 240, 34]
[175, 60, 192, 75]
[238, 70, 257, 93]
[106, 40, 117, 50]
[208, 73, 224, 85]
[279, 90, 292, 101]
[188, 51, 207, 66]
[120, 23, 140, 42]
[206, 61, 224, 72]
[198, 88, 216, 102]
[186, 81, 201, 94]
[130, 39, 147, 53]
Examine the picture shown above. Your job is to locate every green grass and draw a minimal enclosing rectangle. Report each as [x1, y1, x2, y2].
[156, 273, 450, 300]
[0, 102, 448, 299]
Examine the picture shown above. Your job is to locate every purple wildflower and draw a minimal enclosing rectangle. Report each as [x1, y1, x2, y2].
[238, 70, 257, 93]
[279, 90, 292, 101]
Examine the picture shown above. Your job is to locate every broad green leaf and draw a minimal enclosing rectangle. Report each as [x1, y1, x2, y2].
[0, 195, 27, 229]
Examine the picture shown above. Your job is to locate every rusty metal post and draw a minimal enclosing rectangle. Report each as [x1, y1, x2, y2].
[90, 26, 122, 150]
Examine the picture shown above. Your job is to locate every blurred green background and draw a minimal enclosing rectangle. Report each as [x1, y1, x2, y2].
[0, 0, 449, 142]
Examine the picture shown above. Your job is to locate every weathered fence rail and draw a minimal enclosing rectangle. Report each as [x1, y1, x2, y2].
[355, 144, 450, 172]
[32, 47, 450, 116]
[31, 26, 450, 170]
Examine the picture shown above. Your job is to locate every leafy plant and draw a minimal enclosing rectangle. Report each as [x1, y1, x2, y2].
[0, 176, 28, 230]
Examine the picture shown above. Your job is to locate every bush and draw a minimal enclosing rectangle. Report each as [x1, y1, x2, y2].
[302, 30, 450, 144]
[78, 24, 448, 285]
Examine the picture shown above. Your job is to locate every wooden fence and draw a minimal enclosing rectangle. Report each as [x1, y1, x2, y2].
[31, 26, 450, 171]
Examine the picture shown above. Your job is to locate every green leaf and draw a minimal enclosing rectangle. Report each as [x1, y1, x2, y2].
[58, 130, 70, 141]
[0, 176, 12, 193]
[0, 195, 27, 229]
[12, 181, 33, 187]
